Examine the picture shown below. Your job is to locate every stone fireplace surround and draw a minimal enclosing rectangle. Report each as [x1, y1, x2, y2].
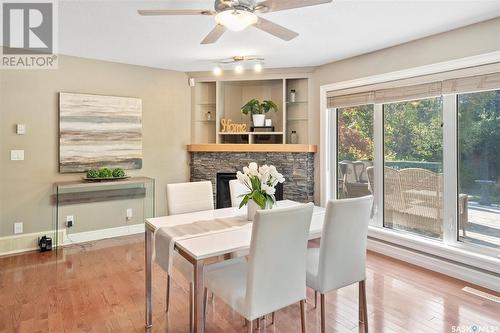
[190, 151, 315, 204]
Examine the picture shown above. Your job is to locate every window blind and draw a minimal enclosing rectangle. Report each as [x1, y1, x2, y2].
[326, 62, 500, 108]
[442, 72, 500, 94]
[374, 82, 442, 104]
[327, 91, 374, 108]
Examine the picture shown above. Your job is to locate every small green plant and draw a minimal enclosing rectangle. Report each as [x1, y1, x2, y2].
[98, 168, 113, 178]
[112, 168, 125, 178]
[86, 168, 99, 179]
[241, 99, 278, 115]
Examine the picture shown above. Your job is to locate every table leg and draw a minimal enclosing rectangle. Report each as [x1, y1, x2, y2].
[193, 260, 205, 333]
[145, 227, 153, 328]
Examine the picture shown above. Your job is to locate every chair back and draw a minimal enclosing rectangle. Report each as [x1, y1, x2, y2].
[317, 196, 373, 293]
[339, 161, 357, 183]
[166, 181, 213, 215]
[245, 203, 314, 319]
[229, 179, 250, 207]
[384, 167, 406, 211]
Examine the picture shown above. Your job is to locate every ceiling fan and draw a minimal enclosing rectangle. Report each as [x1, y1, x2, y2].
[138, 0, 333, 44]
[218, 55, 264, 64]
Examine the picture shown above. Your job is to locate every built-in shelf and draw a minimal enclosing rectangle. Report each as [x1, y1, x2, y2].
[191, 76, 310, 145]
[218, 132, 284, 135]
[187, 144, 317, 153]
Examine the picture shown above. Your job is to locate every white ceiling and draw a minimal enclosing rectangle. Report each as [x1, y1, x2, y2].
[58, 0, 500, 71]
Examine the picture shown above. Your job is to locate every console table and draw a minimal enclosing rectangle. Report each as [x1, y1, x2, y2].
[54, 177, 155, 247]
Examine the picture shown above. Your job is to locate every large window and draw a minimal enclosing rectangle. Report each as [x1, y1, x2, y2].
[458, 89, 500, 249]
[326, 67, 500, 261]
[383, 97, 444, 239]
[336, 105, 374, 199]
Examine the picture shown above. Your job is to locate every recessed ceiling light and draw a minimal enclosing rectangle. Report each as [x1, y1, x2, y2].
[213, 66, 222, 75]
[215, 9, 258, 32]
[234, 64, 244, 74]
[254, 63, 262, 73]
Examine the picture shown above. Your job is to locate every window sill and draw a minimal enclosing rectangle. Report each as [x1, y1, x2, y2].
[368, 225, 500, 275]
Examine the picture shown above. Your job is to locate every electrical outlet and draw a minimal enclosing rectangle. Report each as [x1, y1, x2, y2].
[66, 215, 74, 228]
[126, 208, 133, 220]
[14, 222, 23, 234]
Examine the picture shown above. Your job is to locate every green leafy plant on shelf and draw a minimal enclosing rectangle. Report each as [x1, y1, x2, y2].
[240, 99, 278, 115]
[86, 167, 126, 179]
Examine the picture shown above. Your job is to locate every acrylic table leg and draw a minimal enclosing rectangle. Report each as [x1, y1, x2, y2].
[193, 260, 205, 333]
[145, 227, 153, 328]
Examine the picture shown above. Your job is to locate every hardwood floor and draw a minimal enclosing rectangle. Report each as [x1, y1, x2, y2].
[0, 234, 499, 333]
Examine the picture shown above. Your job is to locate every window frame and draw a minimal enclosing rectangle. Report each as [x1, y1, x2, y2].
[320, 53, 500, 272]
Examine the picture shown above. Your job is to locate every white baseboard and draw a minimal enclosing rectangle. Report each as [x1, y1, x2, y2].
[0, 229, 66, 256]
[63, 223, 145, 245]
[0, 224, 144, 256]
[368, 238, 500, 292]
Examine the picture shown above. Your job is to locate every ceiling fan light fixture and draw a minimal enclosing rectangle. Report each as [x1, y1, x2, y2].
[215, 9, 258, 32]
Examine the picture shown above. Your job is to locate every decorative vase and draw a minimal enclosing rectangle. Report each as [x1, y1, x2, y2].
[252, 114, 266, 127]
[247, 199, 274, 221]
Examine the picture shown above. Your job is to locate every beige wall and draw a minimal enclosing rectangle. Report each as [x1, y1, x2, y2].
[310, 17, 500, 202]
[0, 55, 191, 238]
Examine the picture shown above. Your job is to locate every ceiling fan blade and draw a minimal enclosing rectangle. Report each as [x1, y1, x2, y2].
[254, 17, 298, 41]
[256, 0, 332, 13]
[137, 9, 214, 16]
[201, 25, 226, 44]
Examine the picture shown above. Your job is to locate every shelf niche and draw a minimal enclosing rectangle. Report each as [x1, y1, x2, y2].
[191, 76, 310, 145]
[192, 82, 217, 144]
[285, 78, 309, 145]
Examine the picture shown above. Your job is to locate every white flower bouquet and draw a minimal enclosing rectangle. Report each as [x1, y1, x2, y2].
[236, 162, 285, 212]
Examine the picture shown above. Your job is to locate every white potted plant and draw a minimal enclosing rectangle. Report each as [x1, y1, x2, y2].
[240, 99, 278, 127]
[236, 162, 285, 220]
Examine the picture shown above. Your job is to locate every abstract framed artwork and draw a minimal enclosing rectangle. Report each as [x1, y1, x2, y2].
[59, 93, 143, 173]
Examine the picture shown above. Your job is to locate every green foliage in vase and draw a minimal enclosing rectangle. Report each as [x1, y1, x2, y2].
[237, 163, 285, 209]
[240, 99, 278, 115]
[112, 168, 126, 178]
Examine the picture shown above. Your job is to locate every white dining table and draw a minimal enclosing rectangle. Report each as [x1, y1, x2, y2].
[144, 200, 326, 332]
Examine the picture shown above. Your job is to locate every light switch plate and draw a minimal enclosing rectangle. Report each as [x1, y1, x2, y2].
[10, 150, 24, 161]
[16, 124, 26, 135]
[126, 208, 133, 219]
[14, 222, 23, 234]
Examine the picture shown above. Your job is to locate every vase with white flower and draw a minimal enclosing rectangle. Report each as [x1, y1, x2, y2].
[236, 162, 285, 220]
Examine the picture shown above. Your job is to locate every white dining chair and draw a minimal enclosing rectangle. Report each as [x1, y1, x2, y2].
[204, 203, 314, 333]
[306, 195, 373, 333]
[167, 180, 214, 215]
[229, 179, 250, 207]
[166, 181, 243, 332]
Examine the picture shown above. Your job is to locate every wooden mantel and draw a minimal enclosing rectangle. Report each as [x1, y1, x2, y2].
[187, 144, 317, 153]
